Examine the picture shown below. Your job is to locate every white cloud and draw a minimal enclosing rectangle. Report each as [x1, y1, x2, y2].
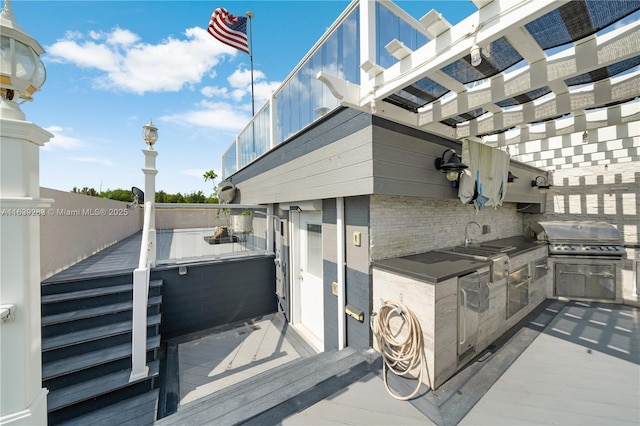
[42, 126, 85, 150]
[160, 100, 250, 132]
[254, 80, 281, 104]
[228, 68, 265, 89]
[201, 86, 229, 98]
[226, 68, 279, 104]
[46, 26, 237, 94]
[106, 27, 140, 47]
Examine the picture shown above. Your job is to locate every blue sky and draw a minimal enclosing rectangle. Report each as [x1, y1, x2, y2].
[11, 0, 477, 196]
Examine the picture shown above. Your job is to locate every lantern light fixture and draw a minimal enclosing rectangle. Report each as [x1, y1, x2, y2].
[470, 44, 482, 67]
[142, 119, 158, 149]
[0, 0, 46, 111]
[531, 175, 552, 193]
[435, 149, 468, 183]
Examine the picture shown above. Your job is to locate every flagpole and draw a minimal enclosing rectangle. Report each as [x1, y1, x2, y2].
[246, 11, 255, 116]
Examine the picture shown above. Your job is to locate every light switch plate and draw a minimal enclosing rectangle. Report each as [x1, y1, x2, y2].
[331, 282, 338, 296]
[353, 231, 361, 246]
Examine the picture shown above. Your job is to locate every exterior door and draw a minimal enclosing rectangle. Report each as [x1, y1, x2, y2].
[274, 217, 288, 317]
[296, 212, 324, 350]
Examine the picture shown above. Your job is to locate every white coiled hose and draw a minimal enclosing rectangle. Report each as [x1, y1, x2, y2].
[371, 299, 429, 400]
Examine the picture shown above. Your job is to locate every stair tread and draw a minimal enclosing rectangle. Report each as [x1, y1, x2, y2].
[48, 360, 160, 412]
[58, 388, 159, 426]
[42, 295, 162, 326]
[159, 348, 367, 425]
[41, 280, 162, 304]
[43, 314, 161, 351]
[43, 335, 161, 380]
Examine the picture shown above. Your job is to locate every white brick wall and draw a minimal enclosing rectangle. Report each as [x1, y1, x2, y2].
[370, 195, 524, 260]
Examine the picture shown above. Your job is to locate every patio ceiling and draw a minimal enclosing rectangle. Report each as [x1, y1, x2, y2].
[318, 0, 640, 146]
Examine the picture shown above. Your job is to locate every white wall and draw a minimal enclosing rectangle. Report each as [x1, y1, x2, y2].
[40, 187, 142, 279]
[512, 122, 640, 306]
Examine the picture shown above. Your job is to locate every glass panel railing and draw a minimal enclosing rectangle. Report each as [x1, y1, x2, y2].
[376, 1, 428, 69]
[155, 204, 269, 264]
[222, 5, 360, 179]
[222, 141, 237, 177]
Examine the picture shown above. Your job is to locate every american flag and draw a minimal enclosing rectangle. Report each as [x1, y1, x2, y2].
[208, 7, 249, 54]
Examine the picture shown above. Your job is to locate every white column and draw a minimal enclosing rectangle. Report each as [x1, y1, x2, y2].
[141, 149, 157, 266]
[0, 100, 53, 425]
[336, 197, 346, 350]
[359, 0, 377, 93]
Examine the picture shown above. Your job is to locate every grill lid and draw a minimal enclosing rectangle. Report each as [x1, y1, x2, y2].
[531, 221, 622, 243]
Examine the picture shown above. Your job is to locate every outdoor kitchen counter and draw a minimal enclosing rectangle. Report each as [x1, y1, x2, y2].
[372, 251, 491, 283]
[481, 235, 547, 256]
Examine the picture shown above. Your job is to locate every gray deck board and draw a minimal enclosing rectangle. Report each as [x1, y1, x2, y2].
[42, 313, 161, 351]
[460, 301, 640, 425]
[42, 279, 162, 303]
[42, 295, 162, 326]
[278, 300, 639, 426]
[49, 360, 160, 411]
[59, 389, 159, 426]
[44, 232, 143, 282]
[44, 335, 160, 380]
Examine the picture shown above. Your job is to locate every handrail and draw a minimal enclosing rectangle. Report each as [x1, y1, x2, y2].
[130, 201, 153, 381]
[138, 201, 153, 268]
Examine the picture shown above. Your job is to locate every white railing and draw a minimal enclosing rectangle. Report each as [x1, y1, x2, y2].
[129, 201, 154, 381]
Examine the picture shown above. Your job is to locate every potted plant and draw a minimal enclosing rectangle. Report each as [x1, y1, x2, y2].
[232, 210, 253, 233]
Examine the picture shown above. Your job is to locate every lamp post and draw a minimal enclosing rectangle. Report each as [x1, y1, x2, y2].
[130, 120, 158, 382]
[0, 0, 52, 424]
[141, 119, 158, 266]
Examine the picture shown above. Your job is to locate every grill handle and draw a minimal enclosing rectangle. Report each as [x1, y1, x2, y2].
[590, 272, 614, 278]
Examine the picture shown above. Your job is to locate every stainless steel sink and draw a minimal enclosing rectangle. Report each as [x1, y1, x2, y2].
[440, 245, 504, 258]
[437, 245, 509, 282]
[477, 243, 517, 253]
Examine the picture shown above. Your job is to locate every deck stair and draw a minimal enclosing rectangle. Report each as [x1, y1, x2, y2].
[155, 346, 378, 425]
[41, 272, 162, 425]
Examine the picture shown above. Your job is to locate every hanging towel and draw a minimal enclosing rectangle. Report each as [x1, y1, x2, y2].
[487, 148, 510, 208]
[476, 142, 494, 211]
[459, 140, 510, 210]
[458, 140, 476, 204]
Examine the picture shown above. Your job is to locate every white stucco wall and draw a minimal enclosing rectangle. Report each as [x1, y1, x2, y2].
[40, 187, 142, 279]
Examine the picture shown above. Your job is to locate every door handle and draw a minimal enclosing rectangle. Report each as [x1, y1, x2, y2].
[559, 271, 583, 275]
[590, 272, 613, 278]
[459, 288, 467, 345]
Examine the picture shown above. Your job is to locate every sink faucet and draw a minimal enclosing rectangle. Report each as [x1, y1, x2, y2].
[464, 221, 482, 247]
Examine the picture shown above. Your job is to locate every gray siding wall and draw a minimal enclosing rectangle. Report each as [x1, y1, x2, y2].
[322, 197, 372, 351]
[153, 256, 277, 340]
[371, 117, 546, 205]
[232, 109, 374, 205]
[230, 108, 545, 207]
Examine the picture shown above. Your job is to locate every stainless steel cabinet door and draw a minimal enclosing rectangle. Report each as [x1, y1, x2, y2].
[555, 263, 586, 297]
[458, 272, 479, 356]
[507, 264, 530, 318]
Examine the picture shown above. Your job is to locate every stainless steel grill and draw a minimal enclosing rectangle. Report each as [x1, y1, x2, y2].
[531, 221, 624, 259]
[531, 221, 624, 302]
